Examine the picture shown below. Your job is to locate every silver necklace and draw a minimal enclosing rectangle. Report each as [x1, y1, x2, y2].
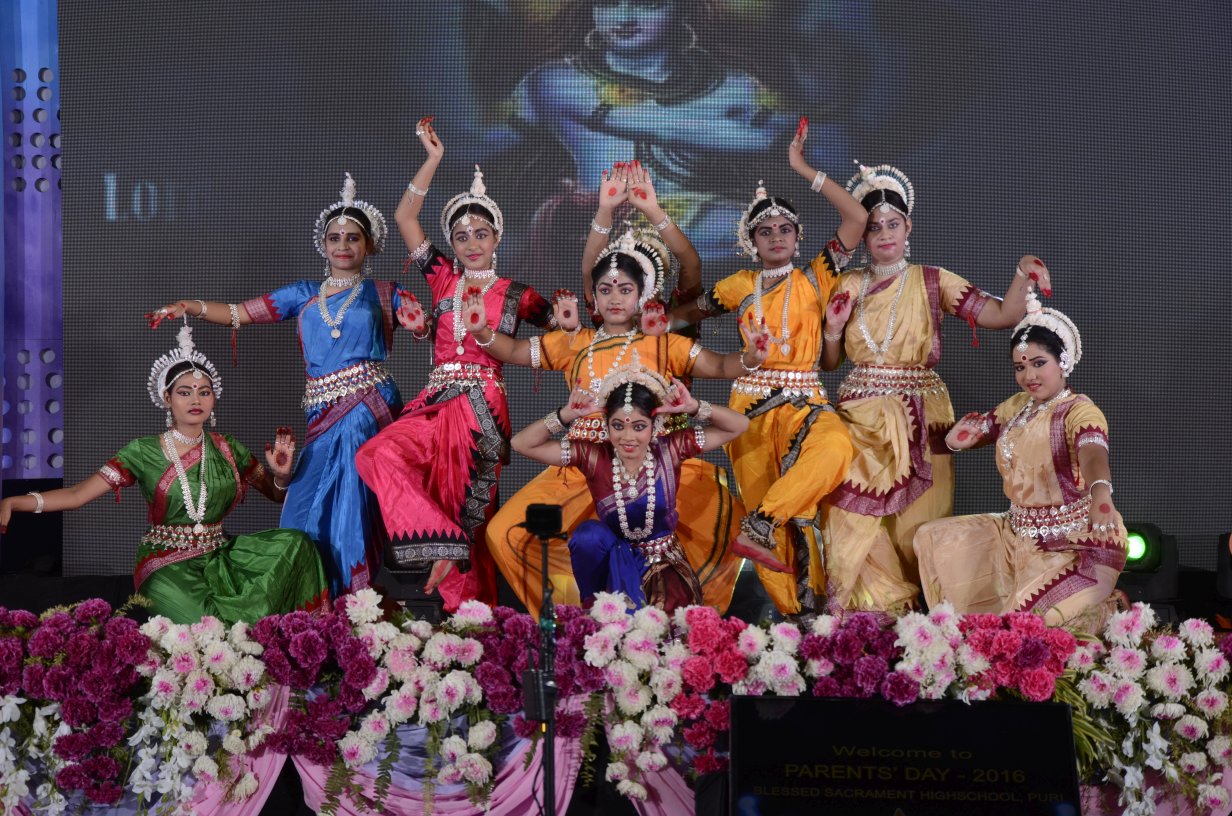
[452, 272, 498, 355]
[870, 258, 908, 278]
[463, 267, 495, 279]
[856, 266, 910, 364]
[753, 269, 794, 354]
[169, 428, 203, 446]
[586, 326, 638, 391]
[162, 430, 208, 533]
[998, 388, 1073, 467]
[317, 277, 365, 340]
[761, 262, 793, 279]
[612, 448, 656, 541]
[324, 274, 360, 288]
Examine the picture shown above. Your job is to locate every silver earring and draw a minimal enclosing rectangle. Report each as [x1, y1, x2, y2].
[904, 239, 911, 258]
[794, 246, 801, 257]
[324, 261, 331, 278]
[165, 410, 173, 428]
[209, 411, 217, 428]
[491, 250, 497, 269]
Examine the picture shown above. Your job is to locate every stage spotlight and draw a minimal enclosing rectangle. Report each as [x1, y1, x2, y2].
[1116, 523, 1180, 620]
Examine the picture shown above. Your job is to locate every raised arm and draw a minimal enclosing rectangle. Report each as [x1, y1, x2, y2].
[396, 116, 445, 254]
[820, 290, 852, 371]
[789, 116, 867, 252]
[627, 161, 701, 301]
[0, 474, 113, 532]
[689, 314, 772, 379]
[655, 378, 749, 451]
[512, 388, 599, 466]
[581, 164, 630, 307]
[973, 256, 1053, 329]
[462, 287, 534, 366]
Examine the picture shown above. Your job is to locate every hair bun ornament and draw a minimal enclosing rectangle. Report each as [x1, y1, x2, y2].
[845, 160, 915, 217]
[440, 164, 505, 241]
[596, 350, 671, 406]
[735, 180, 802, 259]
[312, 172, 389, 258]
[147, 321, 222, 409]
[1013, 290, 1083, 375]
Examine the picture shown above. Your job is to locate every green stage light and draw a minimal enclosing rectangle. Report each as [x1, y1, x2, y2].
[1126, 532, 1149, 562]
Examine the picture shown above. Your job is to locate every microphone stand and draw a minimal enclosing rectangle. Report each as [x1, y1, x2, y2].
[524, 526, 560, 816]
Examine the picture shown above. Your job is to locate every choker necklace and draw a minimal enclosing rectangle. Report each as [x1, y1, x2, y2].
[761, 262, 794, 279]
[463, 267, 495, 279]
[870, 259, 908, 278]
[170, 429, 203, 445]
[324, 274, 360, 288]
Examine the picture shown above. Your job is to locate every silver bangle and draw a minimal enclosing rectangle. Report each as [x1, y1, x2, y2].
[474, 328, 497, 348]
[694, 400, 713, 425]
[653, 214, 673, 232]
[529, 336, 542, 369]
[229, 303, 242, 330]
[543, 411, 566, 436]
[408, 182, 429, 197]
[810, 170, 827, 193]
[739, 352, 762, 373]
[823, 329, 844, 343]
[272, 477, 289, 491]
[409, 239, 432, 263]
[590, 220, 612, 235]
[195, 299, 209, 319]
[27, 491, 44, 514]
[945, 440, 961, 453]
[559, 438, 573, 467]
[1088, 479, 1114, 495]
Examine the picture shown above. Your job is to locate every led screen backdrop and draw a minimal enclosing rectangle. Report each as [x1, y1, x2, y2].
[60, 1, 1231, 577]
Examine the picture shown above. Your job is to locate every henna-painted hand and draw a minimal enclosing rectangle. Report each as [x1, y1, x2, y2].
[653, 376, 698, 416]
[945, 412, 986, 451]
[1087, 496, 1122, 544]
[462, 288, 489, 334]
[561, 386, 601, 422]
[627, 160, 660, 212]
[552, 289, 580, 331]
[146, 301, 189, 329]
[416, 116, 443, 160]
[396, 292, 428, 335]
[598, 165, 629, 211]
[640, 300, 669, 336]
[826, 290, 853, 329]
[738, 313, 772, 368]
[788, 115, 812, 175]
[264, 426, 297, 479]
[1018, 255, 1052, 297]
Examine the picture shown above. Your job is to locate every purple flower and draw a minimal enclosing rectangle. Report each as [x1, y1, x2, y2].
[288, 630, 328, 668]
[845, 613, 882, 640]
[82, 754, 121, 780]
[474, 661, 511, 691]
[812, 677, 842, 697]
[279, 611, 314, 637]
[73, 598, 112, 624]
[55, 764, 91, 791]
[304, 738, 337, 767]
[60, 698, 98, 728]
[41, 665, 77, 700]
[488, 688, 522, 714]
[1219, 635, 1232, 662]
[853, 655, 889, 693]
[88, 720, 125, 749]
[21, 662, 46, 697]
[512, 714, 539, 738]
[502, 615, 536, 641]
[798, 634, 828, 661]
[556, 710, 586, 739]
[1014, 636, 1051, 671]
[80, 670, 116, 703]
[96, 696, 133, 723]
[880, 671, 920, 707]
[9, 609, 38, 629]
[86, 781, 123, 805]
[53, 732, 92, 762]
[833, 630, 864, 664]
[27, 626, 68, 660]
[574, 663, 607, 693]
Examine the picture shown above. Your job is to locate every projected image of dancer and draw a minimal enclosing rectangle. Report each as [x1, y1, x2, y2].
[820, 163, 1052, 614]
[512, 366, 750, 614]
[480, 0, 852, 271]
[914, 295, 1127, 630]
[148, 176, 426, 597]
[669, 120, 861, 619]
[0, 324, 328, 625]
[466, 162, 769, 617]
[354, 118, 554, 611]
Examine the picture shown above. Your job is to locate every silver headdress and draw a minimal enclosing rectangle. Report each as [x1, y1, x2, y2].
[440, 165, 505, 241]
[1013, 291, 1083, 375]
[148, 322, 222, 408]
[735, 180, 802, 259]
[596, 352, 671, 408]
[312, 172, 389, 258]
[846, 161, 915, 217]
[594, 227, 668, 309]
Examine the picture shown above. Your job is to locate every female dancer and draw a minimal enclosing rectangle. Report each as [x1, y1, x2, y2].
[149, 175, 426, 597]
[669, 120, 862, 618]
[913, 295, 1126, 629]
[820, 163, 1052, 613]
[469, 163, 769, 615]
[512, 364, 750, 613]
[354, 118, 553, 608]
[0, 324, 328, 624]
